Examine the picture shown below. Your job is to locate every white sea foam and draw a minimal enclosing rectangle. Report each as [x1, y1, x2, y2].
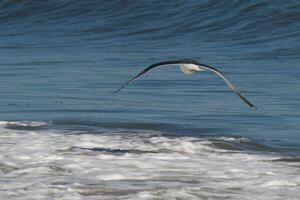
[0, 120, 47, 127]
[0, 121, 299, 200]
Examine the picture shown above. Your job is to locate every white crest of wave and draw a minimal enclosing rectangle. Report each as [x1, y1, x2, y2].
[0, 121, 299, 200]
[0, 120, 47, 127]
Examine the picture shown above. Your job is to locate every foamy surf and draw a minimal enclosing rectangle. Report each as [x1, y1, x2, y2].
[0, 121, 299, 200]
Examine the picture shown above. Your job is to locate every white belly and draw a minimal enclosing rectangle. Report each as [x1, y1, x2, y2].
[179, 64, 202, 75]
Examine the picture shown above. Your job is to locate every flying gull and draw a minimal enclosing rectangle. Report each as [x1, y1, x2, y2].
[114, 59, 257, 110]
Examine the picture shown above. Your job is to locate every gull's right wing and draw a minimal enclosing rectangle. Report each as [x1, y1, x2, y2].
[192, 61, 257, 110]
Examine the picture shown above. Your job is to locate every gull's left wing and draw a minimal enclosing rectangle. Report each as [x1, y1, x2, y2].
[114, 60, 185, 93]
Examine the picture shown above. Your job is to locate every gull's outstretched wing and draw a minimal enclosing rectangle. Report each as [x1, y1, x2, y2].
[114, 58, 257, 110]
[189, 60, 257, 110]
[114, 60, 183, 93]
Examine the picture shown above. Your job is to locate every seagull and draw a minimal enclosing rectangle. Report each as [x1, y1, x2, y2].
[114, 59, 257, 110]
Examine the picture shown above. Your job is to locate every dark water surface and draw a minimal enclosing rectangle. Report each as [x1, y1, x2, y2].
[1, 0, 299, 148]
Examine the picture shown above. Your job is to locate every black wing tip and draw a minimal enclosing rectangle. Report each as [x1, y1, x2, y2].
[112, 88, 122, 94]
[246, 100, 257, 110]
[246, 99, 257, 110]
[235, 91, 257, 110]
[251, 105, 258, 110]
[112, 85, 125, 94]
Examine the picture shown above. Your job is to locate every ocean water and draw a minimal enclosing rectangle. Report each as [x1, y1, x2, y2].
[0, 1, 300, 199]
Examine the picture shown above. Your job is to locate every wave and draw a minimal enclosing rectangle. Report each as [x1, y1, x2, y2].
[0, 120, 299, 199]
[0, 120, 292, 153]
[1, 0, 299, 47]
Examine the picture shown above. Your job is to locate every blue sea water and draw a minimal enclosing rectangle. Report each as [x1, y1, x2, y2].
[0, 1, 300, 199]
